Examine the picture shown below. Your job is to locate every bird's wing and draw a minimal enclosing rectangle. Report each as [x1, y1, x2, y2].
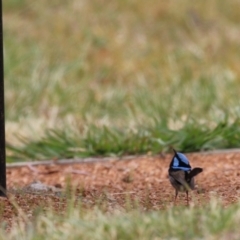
[169, 170, 188, 186]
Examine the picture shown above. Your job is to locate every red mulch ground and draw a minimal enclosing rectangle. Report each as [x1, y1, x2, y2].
[1, 151, 240, 229]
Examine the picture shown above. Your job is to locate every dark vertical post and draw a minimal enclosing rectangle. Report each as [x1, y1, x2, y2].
[0, 0, 6, 197]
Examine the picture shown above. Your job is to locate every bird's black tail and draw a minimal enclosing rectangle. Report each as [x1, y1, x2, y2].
[188, 168, 203, 179]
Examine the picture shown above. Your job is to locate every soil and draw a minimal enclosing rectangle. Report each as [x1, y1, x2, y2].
[1, 151, 240, 229]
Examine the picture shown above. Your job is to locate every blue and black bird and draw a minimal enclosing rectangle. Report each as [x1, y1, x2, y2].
[168, 149, 203, 204]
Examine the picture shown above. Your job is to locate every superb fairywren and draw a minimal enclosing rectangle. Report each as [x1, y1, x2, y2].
[168, 149, 203, 204]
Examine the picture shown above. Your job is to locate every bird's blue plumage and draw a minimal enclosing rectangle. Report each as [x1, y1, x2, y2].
[170, 151, 191, 171]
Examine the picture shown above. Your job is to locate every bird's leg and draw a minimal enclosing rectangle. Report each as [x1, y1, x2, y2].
[186, 191, 189, 205]
[174, 190, 178, 204]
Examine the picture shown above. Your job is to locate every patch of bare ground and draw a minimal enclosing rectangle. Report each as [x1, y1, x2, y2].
[1, 151, 240, 228]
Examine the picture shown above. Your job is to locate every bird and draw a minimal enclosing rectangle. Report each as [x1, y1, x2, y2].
[168, 149, 203, 205]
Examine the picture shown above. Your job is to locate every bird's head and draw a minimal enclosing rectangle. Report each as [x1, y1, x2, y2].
[169, 149, 192, 171]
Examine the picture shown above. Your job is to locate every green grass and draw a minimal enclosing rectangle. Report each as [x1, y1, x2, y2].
[7, 117, 240, 161]
[3, 0, 240, 160]
[2, 198, 240, 239]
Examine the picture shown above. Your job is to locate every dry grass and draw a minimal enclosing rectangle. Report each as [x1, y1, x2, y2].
[4, 0, 240, 159]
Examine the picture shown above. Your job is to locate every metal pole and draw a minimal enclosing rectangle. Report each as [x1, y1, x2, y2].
[0, 0, 6, 197]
